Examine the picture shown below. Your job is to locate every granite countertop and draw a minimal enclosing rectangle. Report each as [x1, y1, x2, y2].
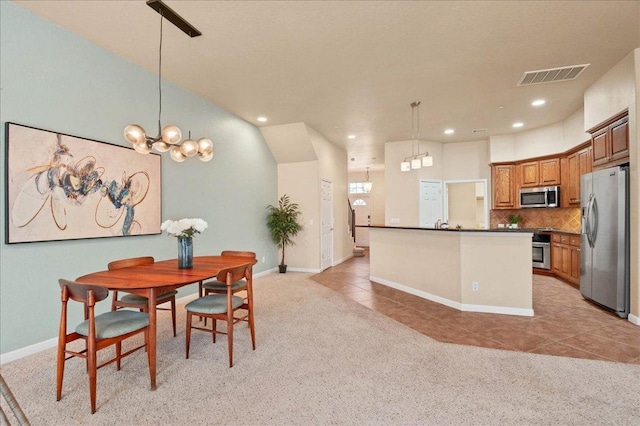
[360, 225, 581, 235]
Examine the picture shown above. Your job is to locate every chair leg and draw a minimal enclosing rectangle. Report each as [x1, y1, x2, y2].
[56, 339, 66, 401]
[249, 307, 256, 351]
[87, 343, 97, 414]
[116, 342, 122, 371]
[145, 329, 152, 386]
[185, 312, 192, 359]
[227, 313, 234, 368]
[170, 298, 177, 337]
[212, 319, 217, 343]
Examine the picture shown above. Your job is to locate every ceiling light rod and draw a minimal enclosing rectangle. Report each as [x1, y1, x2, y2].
[401, 101, 433, 171]
[146, 0, 201, 38]
[363, 167, 373, 193]
[124, 1, 212, 162]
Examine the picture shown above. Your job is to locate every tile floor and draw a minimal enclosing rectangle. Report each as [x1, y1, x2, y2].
[310, 250, 640, 364]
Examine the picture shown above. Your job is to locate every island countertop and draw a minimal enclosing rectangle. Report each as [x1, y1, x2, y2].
[359, 224, 580, 235]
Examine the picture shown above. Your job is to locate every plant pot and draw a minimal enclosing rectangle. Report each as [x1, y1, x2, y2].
[279, 264, 287, 273]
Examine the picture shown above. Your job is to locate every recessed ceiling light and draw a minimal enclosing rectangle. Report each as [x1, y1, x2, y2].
[347, 135, 356, 139]
[513, 122, 524, 128]
[498, 105, 504, 109]
[531, 99, 546, 107]
[257, 117, 268, 122]
[444, 129, 454, 135]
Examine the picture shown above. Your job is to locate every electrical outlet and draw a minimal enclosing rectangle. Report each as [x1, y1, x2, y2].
[262, 256, 265, 263]
[472, 281, 479, 291]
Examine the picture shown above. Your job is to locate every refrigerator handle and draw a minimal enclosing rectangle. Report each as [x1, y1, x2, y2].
[585, 194, 594, 248]
[591, 195, 598, 246]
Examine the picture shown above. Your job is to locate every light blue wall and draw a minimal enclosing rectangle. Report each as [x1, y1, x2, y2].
[0, 2, 278, 354]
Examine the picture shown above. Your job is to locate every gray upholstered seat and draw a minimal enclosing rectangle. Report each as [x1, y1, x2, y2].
[120, 290, 178, 305]
[75, 310, 149, 339]
[202, 279, 246, 292]
[186, 294, 243, 315]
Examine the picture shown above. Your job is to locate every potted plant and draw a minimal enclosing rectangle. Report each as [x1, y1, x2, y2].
[508, 213, 522, 229]
[266, 194, 303, 273]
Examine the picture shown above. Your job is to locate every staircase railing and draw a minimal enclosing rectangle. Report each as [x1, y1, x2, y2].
[348, 199, 355, 243]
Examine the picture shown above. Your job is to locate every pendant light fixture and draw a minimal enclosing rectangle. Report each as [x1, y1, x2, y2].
[124, 0, 213, 162]
[363, 167, 373, 193]
[401, 101, 433, 171]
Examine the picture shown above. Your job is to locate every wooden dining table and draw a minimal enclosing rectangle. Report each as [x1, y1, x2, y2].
[75, 255, 257, 390]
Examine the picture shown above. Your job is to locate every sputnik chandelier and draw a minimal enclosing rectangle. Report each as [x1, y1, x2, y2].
[400, 101, 433, 171]
[124, 0, 213, 162]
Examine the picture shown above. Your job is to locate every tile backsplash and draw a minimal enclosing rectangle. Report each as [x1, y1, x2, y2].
[490, 208, 581, 232]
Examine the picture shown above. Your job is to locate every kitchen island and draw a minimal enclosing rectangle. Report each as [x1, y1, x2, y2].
[368, 226, 534, 316]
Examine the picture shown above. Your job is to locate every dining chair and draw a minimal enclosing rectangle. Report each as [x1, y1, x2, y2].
[199, 251, 256, 326]
[108, 256, 178, 337]
[185, 263, 255, 367]
[56, 279, 151, 414]
[199, 251, 256, 297]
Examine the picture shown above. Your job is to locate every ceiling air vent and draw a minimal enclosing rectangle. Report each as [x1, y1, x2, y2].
[473, 128, 488, 133]
[518, 64, 589, 86]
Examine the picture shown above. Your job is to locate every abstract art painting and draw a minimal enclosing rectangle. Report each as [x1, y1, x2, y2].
[5, 122, 161, 243]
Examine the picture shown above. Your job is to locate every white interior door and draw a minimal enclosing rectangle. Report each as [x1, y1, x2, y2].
[349, 195, 371, 246]
[321, 180, 333, 271]
[419, 180, 443, 228]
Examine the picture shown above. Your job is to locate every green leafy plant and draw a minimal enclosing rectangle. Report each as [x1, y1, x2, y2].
[508, 213, 522, 224]
[266, 194, 303, 271]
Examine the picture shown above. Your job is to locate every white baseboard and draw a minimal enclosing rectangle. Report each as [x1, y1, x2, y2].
[255, 268, 278, 277]
[370, 276, 534, 317]
[333, 254, 353, 266]
[1, 337, 58, 365]
[628, 313, 640, 326]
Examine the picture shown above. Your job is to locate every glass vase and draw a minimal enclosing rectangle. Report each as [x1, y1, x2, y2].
[177, 236, 193, 269]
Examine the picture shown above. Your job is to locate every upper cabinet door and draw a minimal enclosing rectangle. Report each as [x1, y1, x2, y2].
[519, 161, 539, 187]
[610, 116, 629, 161]
[591, 127, 609, 168]
[540, 158, 560, 185]
[492, 164, 515, 209]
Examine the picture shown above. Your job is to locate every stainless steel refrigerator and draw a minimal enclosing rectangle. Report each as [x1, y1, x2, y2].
[580, 165, 630, 318]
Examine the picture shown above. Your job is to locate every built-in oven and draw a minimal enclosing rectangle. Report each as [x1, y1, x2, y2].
[532, 233, 551, 270]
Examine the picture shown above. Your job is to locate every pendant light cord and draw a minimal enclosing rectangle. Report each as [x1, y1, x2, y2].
[157, 11, 164, 136]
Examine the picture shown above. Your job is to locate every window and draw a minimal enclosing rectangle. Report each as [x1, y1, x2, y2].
[352, 199, 367, 206]
[349, 182, 367, 194]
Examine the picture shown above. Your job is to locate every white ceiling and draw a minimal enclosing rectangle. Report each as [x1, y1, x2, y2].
[14, 1, 640, 172]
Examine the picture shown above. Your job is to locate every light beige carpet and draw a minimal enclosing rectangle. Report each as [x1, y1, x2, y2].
[2, 272, 639, 425]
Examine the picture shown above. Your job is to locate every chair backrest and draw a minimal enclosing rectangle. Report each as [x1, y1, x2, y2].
[59, 278, 109, 305]
[108, 256, 155, 270]
[216, 264, 250, 285]
[221, 251, 256, 259]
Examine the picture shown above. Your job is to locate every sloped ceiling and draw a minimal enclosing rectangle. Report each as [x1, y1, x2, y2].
[12, 1, 640, 171]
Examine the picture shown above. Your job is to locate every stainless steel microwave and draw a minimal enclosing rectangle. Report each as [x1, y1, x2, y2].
[519, 186, 560, 208]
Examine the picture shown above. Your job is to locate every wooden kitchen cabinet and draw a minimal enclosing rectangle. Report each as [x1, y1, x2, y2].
[589, 112, 629, 170]
[519, 158, 560, 188]
[491, 164, 516, 209]
[565, 143, 592, 205]
[551, 233, 580, 287]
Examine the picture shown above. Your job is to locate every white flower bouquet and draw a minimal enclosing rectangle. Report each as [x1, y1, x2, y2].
[161, 218, 208, 238]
